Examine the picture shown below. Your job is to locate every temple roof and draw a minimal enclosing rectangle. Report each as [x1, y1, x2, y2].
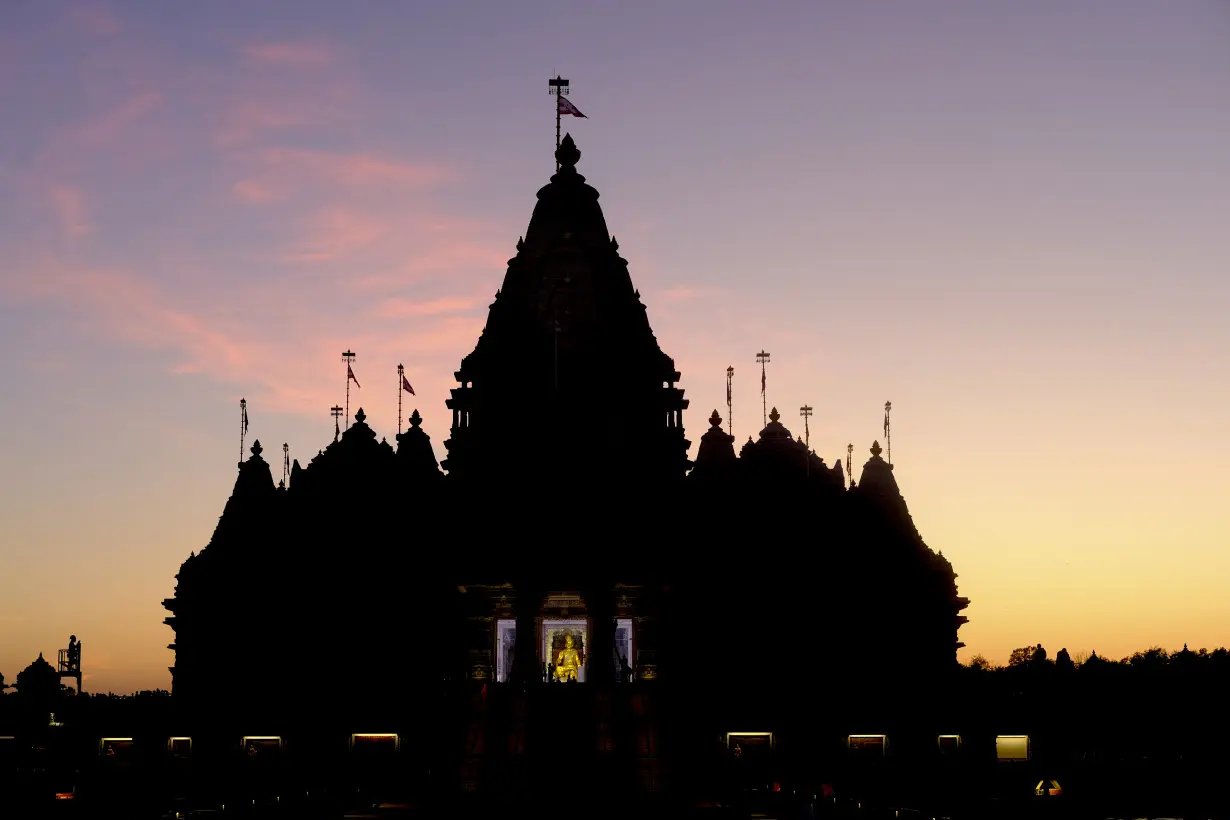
[691, 409, 736, 476]
[857, 439, 900, 496]
[523, 134, 610, 250]
[396, 409, 444, 481]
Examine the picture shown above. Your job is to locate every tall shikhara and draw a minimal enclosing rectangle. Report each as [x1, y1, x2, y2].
[441, 134, 691, 486]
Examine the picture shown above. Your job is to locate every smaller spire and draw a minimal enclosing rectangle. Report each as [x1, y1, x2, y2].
[870, 440, 883, 457]
[769, 407, 780, 423]
[354, 408, 367, 425]
[709, 409, 722, 428]
[410, 409, 423, 428]
[250, 440, 263, 458]
[556, 133, 580, 170]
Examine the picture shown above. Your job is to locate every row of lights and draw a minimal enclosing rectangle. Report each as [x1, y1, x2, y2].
[97, 733, 401, 755]
[727, 732, 1032, 762]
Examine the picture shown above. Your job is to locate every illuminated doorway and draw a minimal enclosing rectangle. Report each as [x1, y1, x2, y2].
[543, 619, 587, 682]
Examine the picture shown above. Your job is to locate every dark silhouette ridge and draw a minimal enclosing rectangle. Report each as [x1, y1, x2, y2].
[152, 135, 968, 810]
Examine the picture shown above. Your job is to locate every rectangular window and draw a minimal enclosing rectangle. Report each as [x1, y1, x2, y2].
[848, 734, 887, 760]
[496, 619, 517, 683]
[996, 735, 1030, 761]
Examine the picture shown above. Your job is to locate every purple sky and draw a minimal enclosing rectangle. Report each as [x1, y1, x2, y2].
[2, 1, 1228, 693]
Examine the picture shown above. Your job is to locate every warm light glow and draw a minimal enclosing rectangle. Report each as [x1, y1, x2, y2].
[168, 736, 192, 755]
[937, 734, 962, 746]
[99, 737, 134, 755]
[996, 734, 1030, 761]
[848, 735, 887, 757]
[351, 733, 400, 751]
[726, 731, 773, 745]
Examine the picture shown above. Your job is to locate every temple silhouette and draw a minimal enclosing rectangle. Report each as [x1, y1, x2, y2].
[161, 135, 969, 804]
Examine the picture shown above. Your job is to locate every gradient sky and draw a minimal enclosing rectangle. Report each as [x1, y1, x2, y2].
[2, 1, 1228, 694]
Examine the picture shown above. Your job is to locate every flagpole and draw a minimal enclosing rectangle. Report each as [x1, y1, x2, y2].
[239, 398, 247, 465]
[726, 366, 734, 441]
[884, 400, 892, 467]
[756, 351, 771, 428]
[398, 364, 404, 436]
[342, 350, 356, 428]
[331, 405, 343, 443]
[282, 442, 289, 486]
[548, 75, 570, 171]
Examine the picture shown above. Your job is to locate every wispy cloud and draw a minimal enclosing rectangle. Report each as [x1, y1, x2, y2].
[244, 42, 336, 69]
[48, 185, 93, 238]
[261, 147, 454, 188]
[68, 5, 123, 37]
[231, 179, 278, 204]
[375, 296, 478, 318]
[71, 91, 164, 147]
[281, 207, 388, 263]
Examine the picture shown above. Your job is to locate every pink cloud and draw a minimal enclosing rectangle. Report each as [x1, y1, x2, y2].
[658, 286, 697, 302]
[71, 91, 164, 147]
[375, 296, 477, 319]
[261, 147, 453, 188]
[231, 179, 278, 203]
[68, 5, 123, 37]
[48, 185, 93, 238]
[214, 100, 330, 148]
[244, 42, 336, 68]
[283, 208, 388, 263]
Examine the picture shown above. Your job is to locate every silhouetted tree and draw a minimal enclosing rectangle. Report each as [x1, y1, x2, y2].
[966, 654, 995, 671]
[1007, 646, 1035, 667]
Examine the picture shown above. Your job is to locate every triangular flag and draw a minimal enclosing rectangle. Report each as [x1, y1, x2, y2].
[347, 364, 361, 388]
[402, 374, 416, 396]
[557, 95, 587, 118]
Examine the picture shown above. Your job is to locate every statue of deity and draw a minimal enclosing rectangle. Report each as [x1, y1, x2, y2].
[554, 634, 582, 682]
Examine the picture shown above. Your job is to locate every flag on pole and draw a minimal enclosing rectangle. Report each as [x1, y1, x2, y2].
[402, 374, 416, 396]
[242, 403, 248, 435]
[726, 379, 732, 404]
[347, 365, 361, 388]
[335, 417, 340, 439]
[883, 409, 889, 437]
[557, 95, 587, 118]
[761, 368, 766, 395]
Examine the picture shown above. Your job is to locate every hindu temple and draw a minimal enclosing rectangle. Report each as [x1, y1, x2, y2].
[161, 134, 969, 807]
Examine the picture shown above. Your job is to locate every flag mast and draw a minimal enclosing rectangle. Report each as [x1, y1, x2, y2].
[549, 75, 570, 170]
[397, 364, 405, 435]
[799, 405, 813, 449]
[846, 442, 854, 487]
[726, 366, 734, 441]
[282, 442, 289, 487]
[342, 350, 356, 428]
[884, 400, 893, 467]
[331, 405, 343, 443]
[239, 398, 248, 465]
[756, 351, 771, 428]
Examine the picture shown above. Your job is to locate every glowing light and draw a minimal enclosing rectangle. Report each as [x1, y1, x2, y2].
[99, 737, 134, 755]
[351, 733, 400, 751]
[847, 735, 887, 758]
[996, 734, 1030, 761]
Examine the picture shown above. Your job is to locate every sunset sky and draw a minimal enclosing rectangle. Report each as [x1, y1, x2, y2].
[2, 1, 1228, 693]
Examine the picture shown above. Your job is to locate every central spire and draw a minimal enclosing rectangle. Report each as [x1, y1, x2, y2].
[441, 135, 691, 482]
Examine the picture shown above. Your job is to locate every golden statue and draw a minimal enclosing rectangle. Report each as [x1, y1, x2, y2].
[554, 634, 582, 682]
